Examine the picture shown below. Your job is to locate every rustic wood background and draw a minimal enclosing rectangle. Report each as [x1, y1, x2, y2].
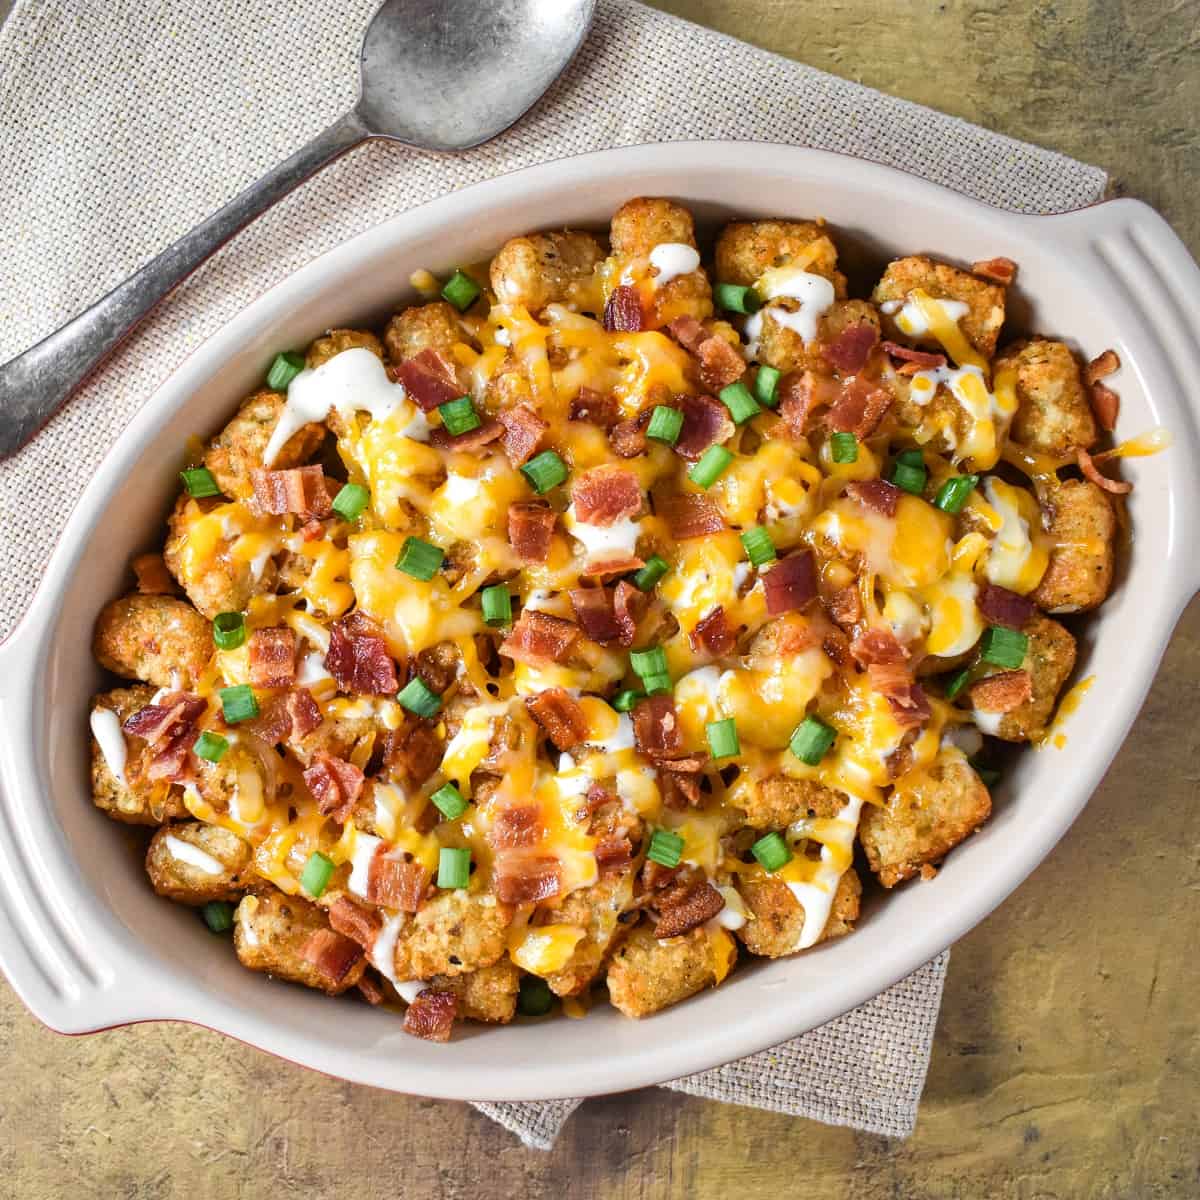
[1, 1, 1197, 1195]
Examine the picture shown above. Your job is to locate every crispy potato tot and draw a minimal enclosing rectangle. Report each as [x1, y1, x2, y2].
[736, 775, 847, 829]
[605, 923, 721, 1019]
[306, 327, 384, 370]
[714, 219, 845, 292]
[146, 821, 252, 904]
[392, 889, 512, 980]
[490, 231, 605, 313]
[1033, 479, 1116, 613]
[428, 959, 519, 1023]
[734, 868, 861, 957]
[92, 592, 211, 689]
[542, 871, 636, 998]
[999, 337, 1098, 456]
[990, 614, 1077, 742]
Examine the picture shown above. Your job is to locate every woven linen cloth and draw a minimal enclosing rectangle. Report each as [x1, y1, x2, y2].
[0, 0, 1106, 1151]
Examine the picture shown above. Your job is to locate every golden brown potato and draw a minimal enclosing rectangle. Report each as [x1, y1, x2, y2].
[714, 219, 845, 292]
[873, 255, 1006, 360]
[92, 592, 211, 689]
[611, 197, 697, 258]
[736, 775, 847, 829]
[382, 300, 464, 365]
[305, 327, 384, 370]
[860, 752, 992, 887]
[392, 889, 512, 980]
[1000, 337, 1098, 456]
[755, 298, 879, 375]
[734, 868, 861, 958]
[145, 821, 252, 905]
[990, 614, 1077, 742]
[428, 960, 519, 1023]
[203, 389, 324, 500]
[542, 872, 636, 998]
[234, 888, 366, 996]
[1032, 479, 1116, 613]
[605, 923, 719, 1019]
[489, 231, 605, 312]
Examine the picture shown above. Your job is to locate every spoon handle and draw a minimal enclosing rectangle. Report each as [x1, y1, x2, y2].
[0, 110, 370, 460]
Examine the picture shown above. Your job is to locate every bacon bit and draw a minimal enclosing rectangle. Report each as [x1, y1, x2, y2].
[582, 781, 618, 819]
[823, 583, 862, 630]
[300, 518, 327, 541]
[357, 974, 385, 1005]
[303, 752, 365, 823]
[525, 688, 589, 751]
[823, 323, 879, 374]
[603, 284, 644, 333]
[969, 669, 1033, 713]
[977, 583, 1034, 629]
[250, 464, 333, 517]
[609, 408, 653, 458]
[971, 256, 1018, 285]
[383, 721, 443, 789]
[594, 834, 634, 876]
[689, 606, 735, 656]
[632, 694, 682, 759]
[850, 627, 909, 669]
[675, 394, 735, 462]
[659, 756, 707, 809]
[132, 553, 178, 595]
[667, 315, 707, 354]
[569, 586, 622, 645]
[301, 929, 363, 985]
[508, 499, 557, 564]
[868, 663, 932, 730]
[881, 341, 947, 370]
[247, 626, 297, 689]
[429, 417, 504, 452]
[822, 623, 854, 670]
[403, 988, 457, 1042]
[696, 335, 746, 392]
[569, 386, 618, 427]
[493, 853, 562, 904]
[498, 403, 549, 467]
[287, 688, 322, 738]
[489, 804, 545, 850]
[572, 465, 642, 528]
[250, 688, 321, 745]
[612, 580, 644, 647]
[414, 643, 459, 695]
[325, 616, 399, 695]
[778, 370, 842, 437]
[886, 742, 915, 781]
[1086, 349, 1121, 385]
[657, 491, 726, 540]
[845, 478, 901, 518]
[1077, 446, 1132, 494]
[1089, 381, 1120, 432]
[499, 609, 581, 666]
[368, 853, 430, 913]
[653, 878, 725, 938]
[395, 348, 461, 411]
[762, 551, 818, 616]
[824, 376, 894, 438]
[122, 693, 206, 746]
[328, 896, 383, 949]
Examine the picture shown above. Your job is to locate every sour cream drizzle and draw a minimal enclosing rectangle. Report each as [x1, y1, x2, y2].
[89, 708, 128, 784]
[744, 267, 836, 356]
[785, 793, 864, 950]
[648, 242, 701, 289]
[164, 835, 225, 876]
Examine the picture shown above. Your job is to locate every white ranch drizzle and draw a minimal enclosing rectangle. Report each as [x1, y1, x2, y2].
[785, 793, 865, 950]
[89, 708, 128, 784]
[648, 242, 701, 289]
[743, 267, 836, 357]
[163, 835, 225, 876]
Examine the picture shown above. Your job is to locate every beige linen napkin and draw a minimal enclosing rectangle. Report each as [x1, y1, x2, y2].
[0, 0, 1105, 1151]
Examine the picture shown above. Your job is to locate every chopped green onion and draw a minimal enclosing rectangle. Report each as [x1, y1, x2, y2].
[219, 684, 259, 725]
[972, 761, 1002, 788]
[719, 380, 761, 425]
[180, 467, 220, 499]
[517, 974, 554, 1017]
[751, 831, 793, 873]
[890, 460, 927, 495]
[753, 364, 782, 408]
[431, 783, 468, 821]
[193, 731, 229, 763]
[521, 449, 569, 494]
[437, 846, 471, 889]
[647, 828, 685, 869]
[706, 718, 740, 760]
[201, 901, 235, 934]
[714, 282, 762, 314]
[641, 674, 673, 696]
[790, 715, 836, 765]
[395, 536, 445, 581]
[611, 689, 644, 713]
[979, 626, 1028, 669]
[441, 269, 481, 312]
[300, 851, 335, 899]
[397, 676, 442, 719]
[480, 584, 512, 626]
[943, 668, 971, 701]
[632, 555, 669, 592]
[830, 432, 859, 464]
[646, 405, 684, 446]
[740, 526, 776, 567]
[331, 482, 370, 522]
[897, 449, 925, 468]
[631, 646, 668, 681]
[688, 444, 733, 489]
[212, 611, 246, 651]
[438, 396, 481, 436]
[265, 350, 306, 391]
[934, 474, 980, 514]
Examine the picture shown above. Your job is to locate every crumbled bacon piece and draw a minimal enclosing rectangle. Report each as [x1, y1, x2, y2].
[666, 315, 707, 354]
[122, 692, 206, 746]
[696, 335, 746, 392]
[285, 688, 323, 738]
[250, 465, 333, 518]
[823, 583, 862, 630]
[594, 834, 634, 876]
[762, 551, 818, 616]
[301, 929, 363, 985]
[395, 348, 461, 411]
[526, 688, 589, 751]
[969, 669, 1033, 713]
[303, 752, 365, 823]
[132, 553, 178, 595]
[881, 341, 948, 370]
[657, 491, 726, 540]
[499, 609, 581, 666]
[498, 403, 549, 467]
[603, 284, 644, 333]
[632, 694, 682, 759]
[1089, 381, 1119, 432]
[414, 642, 459, 695]
[251, 687, 322, 746]
[689, 606, 735, 656]
[850, 627, 909, 669]
[674, 394, 735, 462]
[493, 853, 562, 904]
[582, 782, 618, 822]
[1076, 446, 1132, 494]
[612, 580, 644, 647]
[658, 755, 707, 809]
[640, 860, 681, 892]
[429, 417, 504, 452]
[247, 626, 297, 689]
[403, 988, 458, 1042]
[824, 376, 893, 438]
[653, 878, 725, 938]
[977, 583, 1034, 629]
[845, 478, 901, 517]
[357, 974, 385, 1005]
[823, 322, 879, 374]
[569, 586, 622, 644]
[489, 804, 545, 849]
[299, 518, 326, 541]
[1086, 349, 1120, 385]
[569, 386, 618, 427]
[579, 554, 645, 580]
[382, 721, 443, 789]
[778, 370, 840, 436]
[508, 500, 557, 563]
[609, 409, 653, 458]
[328, 896, 383, 949]
[971, 256, 1018, 285]
[324, 615, 399, 695]
[367, 853, 430, 913]
[868, 663, 932, 730]
[571, 469, 641, 533]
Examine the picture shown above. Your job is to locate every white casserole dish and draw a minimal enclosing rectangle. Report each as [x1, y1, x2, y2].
[1, 142, 1198, 1101]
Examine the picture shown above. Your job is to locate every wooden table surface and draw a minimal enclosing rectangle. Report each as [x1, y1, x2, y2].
[2, 1, 1197, 1196]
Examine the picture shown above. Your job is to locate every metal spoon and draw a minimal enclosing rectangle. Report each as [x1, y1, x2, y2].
[0, 0, 595, 459]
